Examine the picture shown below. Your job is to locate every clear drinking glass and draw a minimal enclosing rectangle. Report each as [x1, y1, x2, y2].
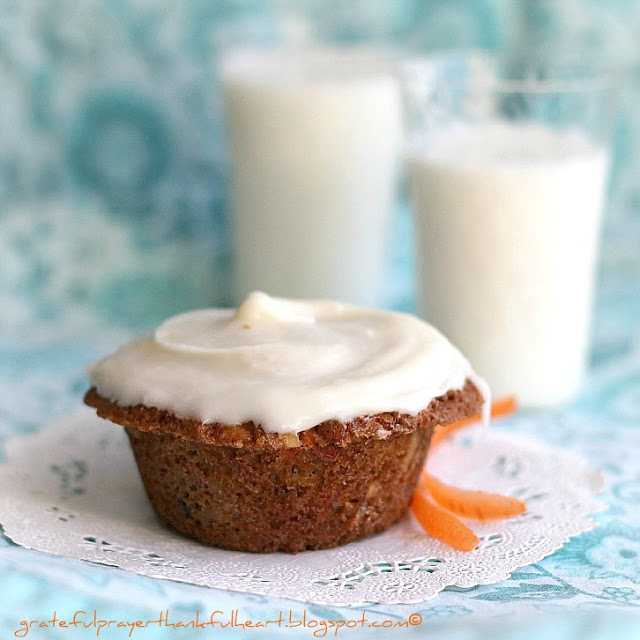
[402, 53, 615, 407]
[220, 44, 402, 307]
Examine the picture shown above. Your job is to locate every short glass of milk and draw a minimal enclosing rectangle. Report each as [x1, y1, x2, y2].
[402, 53, 615, 407]
[220, 46, 402, 307]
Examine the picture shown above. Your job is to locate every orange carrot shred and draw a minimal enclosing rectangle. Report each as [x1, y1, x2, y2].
[419, 471, 526, 521]
[431, 395, 517, 450]
[411, 489, 479, 552]
[411, 394, 523, 550]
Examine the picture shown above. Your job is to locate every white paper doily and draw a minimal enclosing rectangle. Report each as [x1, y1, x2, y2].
[0, 409, 606, 606]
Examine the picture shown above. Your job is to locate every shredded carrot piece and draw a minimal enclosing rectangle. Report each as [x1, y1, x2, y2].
[419, 471, 526, 521]
[411, 394, 524, 551]
[411, 489, 479, 552]
[431, 395, 517, 450]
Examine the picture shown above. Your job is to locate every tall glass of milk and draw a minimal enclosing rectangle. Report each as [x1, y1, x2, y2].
[402, 53, 614, 407]
[220, 46, 402, 307]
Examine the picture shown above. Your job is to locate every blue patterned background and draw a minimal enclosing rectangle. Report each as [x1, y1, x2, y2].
[1, 0, 638, 342]
[2, 2, 640, 639]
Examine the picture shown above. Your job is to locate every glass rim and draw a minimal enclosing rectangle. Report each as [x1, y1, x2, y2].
[219, 44, 402, 82]
[401, 53, 615, 96]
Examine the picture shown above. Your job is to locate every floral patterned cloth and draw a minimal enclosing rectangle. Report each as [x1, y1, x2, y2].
[1, 294, 639, 636]
[2, 1, 640, 638]
[2, 240, 639, 640]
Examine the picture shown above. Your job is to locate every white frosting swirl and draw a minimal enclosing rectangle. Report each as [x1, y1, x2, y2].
[88, 292, 482, 433]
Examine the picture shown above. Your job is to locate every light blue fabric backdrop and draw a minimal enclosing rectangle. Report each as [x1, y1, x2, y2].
[1, 2, 639, 639]
[0, 0, 638, 338]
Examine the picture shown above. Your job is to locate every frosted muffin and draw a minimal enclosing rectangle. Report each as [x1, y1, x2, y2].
[84, 292, 486, 553]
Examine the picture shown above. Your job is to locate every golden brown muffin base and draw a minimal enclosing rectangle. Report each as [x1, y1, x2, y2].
[125, 425, 432, 553]
[85, 379, 483, 553]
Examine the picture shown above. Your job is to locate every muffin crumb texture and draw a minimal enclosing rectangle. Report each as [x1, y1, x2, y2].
[85, 380, 482, 553]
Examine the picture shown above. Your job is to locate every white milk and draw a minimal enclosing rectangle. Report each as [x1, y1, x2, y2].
[408, 121, 609, 406]
[221, 48, 402, 306]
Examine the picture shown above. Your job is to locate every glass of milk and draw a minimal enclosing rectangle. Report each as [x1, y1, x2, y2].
[402, 53, 614, 407]
[220, 46, 402, 307]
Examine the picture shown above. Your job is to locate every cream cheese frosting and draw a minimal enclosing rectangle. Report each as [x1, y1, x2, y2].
[88, 291, 486, 433]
